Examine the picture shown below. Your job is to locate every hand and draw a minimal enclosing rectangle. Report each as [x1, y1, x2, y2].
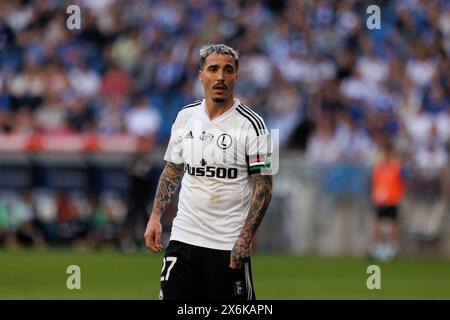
[144, 214, 163, 253]
[229, 237, 251, 269]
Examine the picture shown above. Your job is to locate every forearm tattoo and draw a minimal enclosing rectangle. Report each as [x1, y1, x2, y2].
[151, 162, 184, 217]
[232, 174, 272, 260]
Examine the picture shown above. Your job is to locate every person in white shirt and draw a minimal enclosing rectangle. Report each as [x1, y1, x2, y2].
[144, 44, 273, 300]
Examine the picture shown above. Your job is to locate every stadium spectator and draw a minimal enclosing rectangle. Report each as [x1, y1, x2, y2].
[306, 114, 340, 164]
[124, 94, 162, 138]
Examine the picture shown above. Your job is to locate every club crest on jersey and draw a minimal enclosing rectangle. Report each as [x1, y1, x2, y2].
[217, 133, 233, 150]
[200, 131, 214, 141]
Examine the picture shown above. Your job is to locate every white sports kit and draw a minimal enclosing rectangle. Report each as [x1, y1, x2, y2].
[164, 98, 271, 250]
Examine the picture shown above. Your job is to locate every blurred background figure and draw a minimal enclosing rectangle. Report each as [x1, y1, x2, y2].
[370, 137, 405, 261]
[120, 136, 157, 252]
[91, 192, 127, 251]
[0, 190, 46, 250]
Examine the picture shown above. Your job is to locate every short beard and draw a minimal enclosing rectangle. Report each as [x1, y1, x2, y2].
[212, 97, 226, 103]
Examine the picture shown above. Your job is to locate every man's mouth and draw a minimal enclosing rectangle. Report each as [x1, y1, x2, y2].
[213, 84, 227, 90]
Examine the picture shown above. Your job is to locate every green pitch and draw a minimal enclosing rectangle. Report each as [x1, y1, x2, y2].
[0, 249, 449, 299]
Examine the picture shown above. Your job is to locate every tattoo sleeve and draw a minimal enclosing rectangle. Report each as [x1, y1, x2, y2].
[150, 162, 185, 217]
[232, 174, 273, 258]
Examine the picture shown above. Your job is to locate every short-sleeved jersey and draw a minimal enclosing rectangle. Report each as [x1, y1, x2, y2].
[164, 98, 271, 250]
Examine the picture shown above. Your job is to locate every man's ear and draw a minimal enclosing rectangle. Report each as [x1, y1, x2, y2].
[199, 70, 203, 82]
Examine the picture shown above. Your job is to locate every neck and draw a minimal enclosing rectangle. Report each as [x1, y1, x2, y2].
[204, 97, 235, 120]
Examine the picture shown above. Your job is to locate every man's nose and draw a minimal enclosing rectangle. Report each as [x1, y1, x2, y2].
[217, 69, 224, 80]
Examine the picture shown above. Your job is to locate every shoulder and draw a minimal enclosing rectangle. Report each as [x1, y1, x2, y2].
[178, 99, 203, 113]
[173, 100, 202, 124]
[234, 102, 268, 136]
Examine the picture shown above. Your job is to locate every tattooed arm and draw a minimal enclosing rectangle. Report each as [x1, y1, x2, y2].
[144, 161, 184, 252]
[230, 174, 272, 269]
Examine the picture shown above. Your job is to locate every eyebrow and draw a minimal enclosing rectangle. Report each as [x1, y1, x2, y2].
[206, 63, 235, 70]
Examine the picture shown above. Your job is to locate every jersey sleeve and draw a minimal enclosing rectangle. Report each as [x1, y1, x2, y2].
[163, 114, 184, 164]
[245, 121, 272, 175]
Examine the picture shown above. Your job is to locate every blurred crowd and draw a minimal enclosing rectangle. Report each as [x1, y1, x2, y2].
[0, 188, 128, 250]
[0, 136, 160, 251]
[1, 0, 450, 250]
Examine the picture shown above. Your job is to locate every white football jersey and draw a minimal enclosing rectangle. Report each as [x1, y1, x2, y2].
[164, 98, 271, 250]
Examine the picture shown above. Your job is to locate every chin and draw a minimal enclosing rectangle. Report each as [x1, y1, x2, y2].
[212, 97, 226, 103]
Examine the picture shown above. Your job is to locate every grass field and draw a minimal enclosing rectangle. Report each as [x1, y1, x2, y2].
[1, 249, 449, 299]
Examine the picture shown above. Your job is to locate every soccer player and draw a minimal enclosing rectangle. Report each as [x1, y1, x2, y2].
[144, 44, 273, 300]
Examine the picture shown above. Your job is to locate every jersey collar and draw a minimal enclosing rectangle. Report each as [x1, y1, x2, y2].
[202, 98, 240, 122]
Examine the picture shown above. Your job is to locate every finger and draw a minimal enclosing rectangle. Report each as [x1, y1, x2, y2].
[229, 256, 237, 269]
[144, 232, 160, 253]
[146, 242, 158, 253]
[148, 242, 162, 253]
[155, 229, 162, 249]
[145, 237, 157, 252]
[150, 243, 162, 253]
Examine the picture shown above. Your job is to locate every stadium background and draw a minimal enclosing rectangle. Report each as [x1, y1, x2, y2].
[0, 0, 450, 299]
